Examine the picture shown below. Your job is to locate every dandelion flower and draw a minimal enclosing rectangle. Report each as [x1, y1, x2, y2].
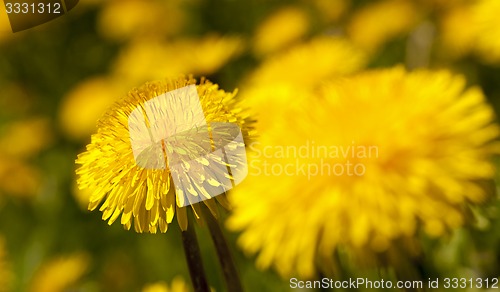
[439, 5, 476, 59]
[241, 37, 365, 134]
[252, 6, 309, 56]
[0, 155, 40, 198]
[440, 0, 500, 63]
[347, 0, 420, 52]
[98, 0, 185, 41]
[0, 118, 52, 157]
[306, 0, 349, 23]
[0, 118, 49, 198]
[228, 67, 499, 278]
[246, 36, 366, 88]
[113, 35, 244, 85]
[29, 253, 89, 292]
[59, 77, 124, 140]
[76, 76, 252, 233]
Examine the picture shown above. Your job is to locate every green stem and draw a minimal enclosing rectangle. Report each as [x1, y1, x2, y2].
[181, 218, 210, 292]
[201, 204, 244, 292]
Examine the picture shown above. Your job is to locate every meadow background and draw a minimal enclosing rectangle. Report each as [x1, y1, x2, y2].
[0, 0, 500, 291]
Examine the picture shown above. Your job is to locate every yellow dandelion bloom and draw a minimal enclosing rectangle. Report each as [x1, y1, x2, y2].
[440, 0, 500, 63]
[0, 155, 40, 198]
[252, 6, 309, 56]
[0, 117, 49, 199]
[246, 36, 366, 88]
[228, 67, 499, 278]
[473, 0, 500, 63]
[306, 0, 349, 23]
[113, 35, 244, 85]
[172, 35, 245, 75]
[0, 118, 52, 158]
[237, 84, 313, 134]
[439, 5, 477, 59]
[347, 0, 420, 52]
[0, 237, 13, 292]
[98, 0, 185, 41]
[59, 77, 124, 140]
[29, 253, 89, 292]
[416, 0, 469, 9]
[142, 277, 190, 292]
[76, 76, 251, 233]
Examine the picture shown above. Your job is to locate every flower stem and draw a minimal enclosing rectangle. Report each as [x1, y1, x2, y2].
[201, 204, 244, 292]
[181, 218, 210, 292]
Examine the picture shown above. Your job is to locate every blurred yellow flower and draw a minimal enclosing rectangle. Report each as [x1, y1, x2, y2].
[59, 77, 124, 140]
[439, 5, 475, 58]
[473, 0, 500, 63]
[98, 0, 185, 41]
[0, 117, 51, 199]
[0, 155, 40, 198]
[113, 35, 244, 85]
[237, 84, 312, 134]
[76, 76, 251, 233]
[440, 0, 500, 63]
[252, 6, 309, 56]
[0, 118, 52, 158]
[228, 67, 499, 278]
[173, 35, 245, 75]
[142, 277, 190, 292]
[347, 0, 420, 52]
[29, 253, 90, 292]
[246, 36, 366, 88]
[416, 0, 470, 9]
[0, 237, 13, 292]
[307, 0, 349, 23]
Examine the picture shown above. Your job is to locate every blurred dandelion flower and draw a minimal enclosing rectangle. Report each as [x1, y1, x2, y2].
[306, 0, 349, 23]
[98, 0, 186, 41]
[439, 5, 476, 59]
[0, 117, 52, 158]
[59, 77, 124, 140]
[0, 237, 13, 292]
[113, 35, 244, 85]
[0, 155, 40, 198]
[416, 0, 469, 9]
[241, 36, 365, 134]
[246, 36, 366, 88]
[228, 67, 499, 277]
[237, 84, 313, 134]
[76, 76, 252, 233]
[347, 0, 420, 53]
[0, 118, 51, 199]
[252, 6, 310, 56]
[173, 35, 245, 75]
[29, 253, 90, 292]
[440, 0, 500, 63]
[142, 277, 190, 292]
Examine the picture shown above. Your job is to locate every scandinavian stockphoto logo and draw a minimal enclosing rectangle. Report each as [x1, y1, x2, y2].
[128, 85, 248, 207]
[3, 0, 79, 32]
